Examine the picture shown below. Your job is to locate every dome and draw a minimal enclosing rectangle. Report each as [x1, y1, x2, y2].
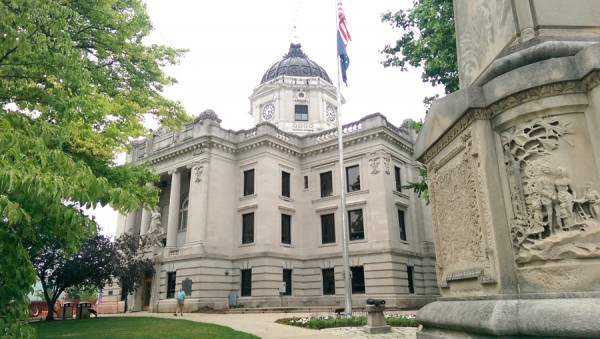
[260, 43, 332, 84]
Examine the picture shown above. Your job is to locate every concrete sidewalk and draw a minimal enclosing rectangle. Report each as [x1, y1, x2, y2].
[107, 311, 418, 338]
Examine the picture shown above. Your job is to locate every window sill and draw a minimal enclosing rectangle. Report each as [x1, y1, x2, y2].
[279, 196, 294, 202]
[349, 238, 367, 243]
[347, 189, 369, 196]
[240, 194, 257, 201]
[280, 243, 293, 248]
[393, 190, 410, 199]
[239, 242, 256, 247]
[319, 242, 338, 247]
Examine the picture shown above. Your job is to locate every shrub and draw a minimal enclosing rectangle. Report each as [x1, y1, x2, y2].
[275, 312, 417, 329]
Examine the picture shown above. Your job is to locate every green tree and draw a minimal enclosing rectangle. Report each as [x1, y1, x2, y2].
[0, 0, 188, 335]
[113, 233, 154, 313]
[400, 119, 429, 205]
[382, 1, 457, 206]
[380, 0, 458, 95]
[28, 234, 117, 321]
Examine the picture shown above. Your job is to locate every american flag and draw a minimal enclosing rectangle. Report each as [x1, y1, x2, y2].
[337, 0, 351, 85]
[337, 0, 351, 46]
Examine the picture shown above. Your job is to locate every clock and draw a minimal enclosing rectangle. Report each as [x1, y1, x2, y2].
[325, 105, 336, 123]
[262, 103, 275, 121]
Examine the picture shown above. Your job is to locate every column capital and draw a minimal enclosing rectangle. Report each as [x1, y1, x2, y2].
[168, 168, 180, 175]
[186, 161, 201, 170]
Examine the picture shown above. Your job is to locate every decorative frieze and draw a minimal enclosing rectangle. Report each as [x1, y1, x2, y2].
[420, 71, 600, 164]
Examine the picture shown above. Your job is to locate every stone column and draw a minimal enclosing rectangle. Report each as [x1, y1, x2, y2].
[166, 168, 181, 247]
[125, 211, 136, 234]
[186, 154, 209, 251]
[139, 182, 155, 236]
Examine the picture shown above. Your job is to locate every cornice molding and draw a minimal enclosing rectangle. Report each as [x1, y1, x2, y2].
[420, 71, 600, 164]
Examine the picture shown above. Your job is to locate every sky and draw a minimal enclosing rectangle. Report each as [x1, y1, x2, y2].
[92, 0, 444, 237]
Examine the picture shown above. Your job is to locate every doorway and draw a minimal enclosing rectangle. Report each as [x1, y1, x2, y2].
[142, 272, 154, 311]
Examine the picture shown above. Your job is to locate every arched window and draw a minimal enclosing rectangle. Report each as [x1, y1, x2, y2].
[179, 196, 189, 231]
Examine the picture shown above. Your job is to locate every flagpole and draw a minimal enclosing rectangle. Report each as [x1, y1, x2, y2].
[334, 0, 352, 316]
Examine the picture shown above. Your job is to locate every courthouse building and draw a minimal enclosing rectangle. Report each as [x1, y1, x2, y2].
[115, 43, 438, 312]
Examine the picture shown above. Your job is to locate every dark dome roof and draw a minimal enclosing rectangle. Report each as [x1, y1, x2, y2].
[260, 43, 331, 84]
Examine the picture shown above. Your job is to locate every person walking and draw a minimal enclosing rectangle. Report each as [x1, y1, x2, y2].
[174, 288, 185, 316]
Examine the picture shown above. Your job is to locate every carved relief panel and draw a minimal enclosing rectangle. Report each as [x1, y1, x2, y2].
[428, 130, 494, 289]
[501, 114, 600, 265]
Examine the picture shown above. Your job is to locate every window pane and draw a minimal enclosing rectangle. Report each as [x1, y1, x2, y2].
[346, 165, 360, 192]
[243, 169, 254, 196]
[283, 269, 292, 295]
[167, 272, 176, 299]
[348, 209, 364, 240]
[398, 210, 407, 241]
[322, 268, 335, 295]
[241, 269, 252, 296]
[321, 214, 336, 244]
[281, 214, 291, 244]
[242, 213, 254, 244]
[407, 266, 415, 294]
[351, 266, 365, 294]
[282, 171, 290, 197]
[395, 166, 402, 191]
[304, 175, 308, 190]
[295, 105, 308, 121]
[320, 171, 333, 197]
[179, 197, 189, 230]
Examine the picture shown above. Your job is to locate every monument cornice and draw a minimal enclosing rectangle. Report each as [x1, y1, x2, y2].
[419, 70, 600, 164]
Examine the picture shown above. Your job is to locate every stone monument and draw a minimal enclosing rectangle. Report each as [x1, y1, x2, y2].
[414, 1, 600, 337]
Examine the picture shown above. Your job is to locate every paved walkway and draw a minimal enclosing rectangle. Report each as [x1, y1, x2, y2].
[106, 311, 418, 339]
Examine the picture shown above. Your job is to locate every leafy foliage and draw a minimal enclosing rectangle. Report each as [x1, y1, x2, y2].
[403, 165, 429, 205]
[380, 0, 458, 94]
[28, 235, 116, 321]
[0, 0, 188, 334]
[113, 234, 155, 313]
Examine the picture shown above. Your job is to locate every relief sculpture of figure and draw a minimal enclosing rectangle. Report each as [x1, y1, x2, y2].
[529, 195, 545, 238]
[582, 183, 600, 219]
[554, 173, 574, 230]
[539, 179, 556, 233]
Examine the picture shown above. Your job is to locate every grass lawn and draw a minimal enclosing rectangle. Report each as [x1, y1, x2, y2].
[32, 317, 259, 339]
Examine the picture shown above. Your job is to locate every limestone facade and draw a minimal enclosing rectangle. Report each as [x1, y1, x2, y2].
[113, 44, 438, 312]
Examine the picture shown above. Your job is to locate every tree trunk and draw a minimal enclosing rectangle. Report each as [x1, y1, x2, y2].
[124, 294, 128, 313]
[44, 299, 57, 321]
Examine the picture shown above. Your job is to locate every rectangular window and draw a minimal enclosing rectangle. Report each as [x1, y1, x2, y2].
[320, 171, 333, 197]
[321, 213, 336, 244]
[241, 269, 252, 297]
[346, 165, 360, 192]
[166, 272, 176, 299]
[282, 171, 290, 197]
[322, 268, 335, 295]
[281, 214, 291, 244]
[243, 169, 255, 196]
[242, 213, 254, 244]
[398, 210, 407, 241]
[394, 166, 402, 191]
[351, 266, 365, 294]
[295, 104, 308, 121]
[304, 175, 308, 190]
[283, 269, 292, 296]
[407, 266, 415, 294]
[348, 209, 364, 240]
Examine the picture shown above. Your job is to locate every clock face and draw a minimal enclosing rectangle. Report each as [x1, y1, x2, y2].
[325, 105, 336, 123]
[262, 103, 275, 121]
